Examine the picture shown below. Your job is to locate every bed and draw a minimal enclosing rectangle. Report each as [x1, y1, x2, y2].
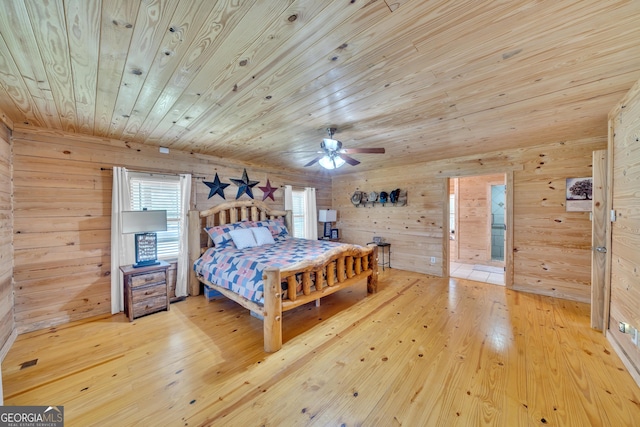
[188, 200, 378, 352]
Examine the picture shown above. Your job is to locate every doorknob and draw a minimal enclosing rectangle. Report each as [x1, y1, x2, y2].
[595, 246, 607, 253]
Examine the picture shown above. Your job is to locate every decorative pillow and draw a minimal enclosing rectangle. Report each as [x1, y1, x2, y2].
[252, 218, 289, 241]
[251, 227, 275, 245]
[205, 220, 253, 249]
[229, 228, 258, 250]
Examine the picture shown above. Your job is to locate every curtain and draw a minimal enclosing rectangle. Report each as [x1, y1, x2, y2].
[284, 185, 293, 211]
[175, 174, 192, 297]
[303, 187, 318, 240]
[111, 167, 134, 314]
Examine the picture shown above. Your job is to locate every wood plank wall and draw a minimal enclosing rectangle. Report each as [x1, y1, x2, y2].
[0, 123, 14, 354]
[333, 137, 604, 302]
[11, 126, 330, 333]
[456, 173, 505, 265]
[607, 80, 640, 382]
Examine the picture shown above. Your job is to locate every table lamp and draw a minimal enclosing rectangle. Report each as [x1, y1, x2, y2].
[318, 209, 337, 238]
[121, 209, 168, 268]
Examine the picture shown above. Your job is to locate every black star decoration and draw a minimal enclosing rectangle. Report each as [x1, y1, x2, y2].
[230, 169, 259, 199]
[259, 179, 278, 201]
[203, 173, 230, 199]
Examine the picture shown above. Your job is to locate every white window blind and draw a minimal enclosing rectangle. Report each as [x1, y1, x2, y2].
[291, 189, 305, 238]
[129, 173, 181, 259]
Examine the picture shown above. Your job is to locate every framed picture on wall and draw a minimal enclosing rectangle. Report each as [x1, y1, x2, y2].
[565, 177, 593, 212]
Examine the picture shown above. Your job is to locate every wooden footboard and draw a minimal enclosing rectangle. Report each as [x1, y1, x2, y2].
[262, 244, 378, 352]
[196, 245, 378, 352]
[188, 200, 379, 352]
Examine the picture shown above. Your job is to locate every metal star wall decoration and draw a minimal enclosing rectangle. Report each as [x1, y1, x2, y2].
[259, 179, 278, 201]
[230, 168, 259, 199]
[203, 173, 230, 199]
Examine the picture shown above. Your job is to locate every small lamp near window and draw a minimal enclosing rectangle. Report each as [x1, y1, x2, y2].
[122, 209, 167, 268]
[318, 209, 337, 238]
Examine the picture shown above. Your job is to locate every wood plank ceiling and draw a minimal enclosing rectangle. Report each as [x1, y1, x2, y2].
[0, 0, 639, 173]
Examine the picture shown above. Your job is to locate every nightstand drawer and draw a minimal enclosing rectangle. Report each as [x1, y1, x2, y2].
[132, 295, 168, 318]
[129, 271, 166, 287]
[132, 282, 167, 300]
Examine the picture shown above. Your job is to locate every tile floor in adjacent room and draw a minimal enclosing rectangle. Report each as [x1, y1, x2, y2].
[450, 262, 505, 285]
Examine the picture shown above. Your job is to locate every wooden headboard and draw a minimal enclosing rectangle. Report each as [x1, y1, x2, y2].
[187, 200, 292, 295]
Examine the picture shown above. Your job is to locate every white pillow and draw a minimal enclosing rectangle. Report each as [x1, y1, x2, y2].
[251, 227, 275, 245]
[229, 228, 258, 249]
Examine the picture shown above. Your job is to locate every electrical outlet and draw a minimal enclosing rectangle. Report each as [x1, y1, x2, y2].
[430, 257, 436, 263]
[632, 328, 639, 346]
[619, 322, 628, 333]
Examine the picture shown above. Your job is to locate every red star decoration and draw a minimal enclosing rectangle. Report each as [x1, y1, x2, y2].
[259, 179, 278, 201]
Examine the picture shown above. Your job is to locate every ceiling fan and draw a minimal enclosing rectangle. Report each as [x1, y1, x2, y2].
[304, 128, 385, 169]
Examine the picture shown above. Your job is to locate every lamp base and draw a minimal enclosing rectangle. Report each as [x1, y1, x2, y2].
[323, 222, 332, 238]
[133, 260, 160, 268]
[134, 232, 159, 268]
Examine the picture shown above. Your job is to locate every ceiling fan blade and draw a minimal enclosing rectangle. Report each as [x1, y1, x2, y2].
[341, 147, 385, 154]
[304, 156, 323, 167]
[338, 153, 360, 166]
[283, 150, 323, 154]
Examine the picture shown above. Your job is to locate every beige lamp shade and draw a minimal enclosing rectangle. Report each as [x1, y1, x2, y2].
[121, 210, 167, 234]
[318, 209, 337, 222]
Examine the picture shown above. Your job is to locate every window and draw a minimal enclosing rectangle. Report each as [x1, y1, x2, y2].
[285, 185, 317, 240]
[129, 173, 181, 259]
[291, 189, 306, 238]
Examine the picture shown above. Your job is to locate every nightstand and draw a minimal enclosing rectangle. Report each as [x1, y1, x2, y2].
[367, 242, 391, 271]
[120, 260, 170, 321]
[319, 237, 341, 243]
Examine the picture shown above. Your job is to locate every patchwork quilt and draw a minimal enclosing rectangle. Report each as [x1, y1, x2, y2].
[193, 238, 353, 304]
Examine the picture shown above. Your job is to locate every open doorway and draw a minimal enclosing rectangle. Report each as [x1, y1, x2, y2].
[490, 183, 506, 262]
[449, 174, 506, 285]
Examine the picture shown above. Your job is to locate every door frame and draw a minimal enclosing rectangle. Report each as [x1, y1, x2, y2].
[602, 119, 615, 335]
[443, 171, 514, 288]
[591, 149, 608, 330]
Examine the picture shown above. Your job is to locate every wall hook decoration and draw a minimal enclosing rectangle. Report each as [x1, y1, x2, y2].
[351, 189, 407, 207]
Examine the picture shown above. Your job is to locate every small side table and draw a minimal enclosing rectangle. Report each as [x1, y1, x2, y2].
[120, 260, 170, 321]
[367, 242, 391, 270]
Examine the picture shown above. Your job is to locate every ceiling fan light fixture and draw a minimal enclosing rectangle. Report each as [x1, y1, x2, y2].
[322, 138, 341, 151]
[304, 127, 384, 169]
[319, 155, 346, 170]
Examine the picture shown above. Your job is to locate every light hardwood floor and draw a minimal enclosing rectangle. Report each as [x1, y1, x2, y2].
[3, 270, 640, 426]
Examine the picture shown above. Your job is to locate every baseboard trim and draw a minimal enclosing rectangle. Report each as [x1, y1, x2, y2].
[607, 331, 640, 389]
[0, 328, 17, 406]
[0, 328, 18, 362]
